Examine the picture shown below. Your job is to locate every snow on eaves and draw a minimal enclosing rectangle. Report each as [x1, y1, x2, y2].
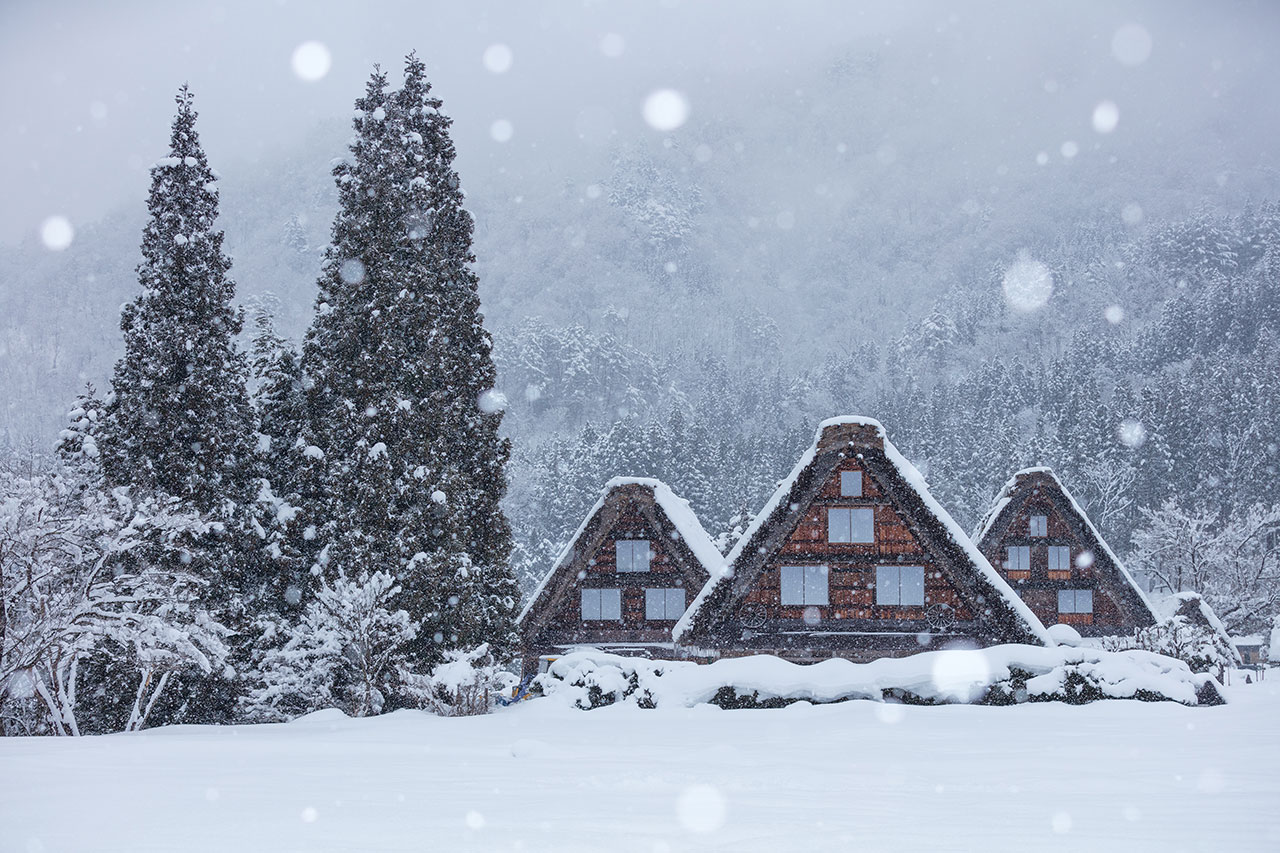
[675, 417, 1052, 646]
[517, 477, 725, 626]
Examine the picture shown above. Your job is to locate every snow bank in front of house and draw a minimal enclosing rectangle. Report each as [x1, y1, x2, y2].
[534, 646, 1225, 710]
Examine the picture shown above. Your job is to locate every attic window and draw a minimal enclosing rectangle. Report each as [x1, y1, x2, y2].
[828, 507, 874, 543]
[615, 539, 651, 572]
[780, 565, 829, 606]
[1029, 515, 1048, 537]
[1006, 546, 1031, 572]
[1058, 589, 1093, 614]
[1048, 546, 1072, 576]
[581, 588, 622, 621]
[644, 588, 686, 620]
[875, 565, 925, 606]
[840, 471, 863, 497]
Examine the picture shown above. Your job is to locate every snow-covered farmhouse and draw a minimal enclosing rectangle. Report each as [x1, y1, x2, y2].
[674, 417, 1051, 662]
[974, 467, 1158, 637]
[517, 478, 722, 677]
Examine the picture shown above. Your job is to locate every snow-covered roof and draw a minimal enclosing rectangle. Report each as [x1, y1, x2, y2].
[1151, 592, 1243, 664]
[974, 467, 1159, 623]
[675, 417, 1052, 646]
[517, 477, 724, 626]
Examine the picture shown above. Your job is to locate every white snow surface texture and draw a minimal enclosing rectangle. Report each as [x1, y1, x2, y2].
[2, 680, 1278, 852]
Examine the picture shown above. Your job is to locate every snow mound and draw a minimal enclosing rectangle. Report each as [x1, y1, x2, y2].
[1047, 624, 1084, 646]
[534, 646, 1225, 710]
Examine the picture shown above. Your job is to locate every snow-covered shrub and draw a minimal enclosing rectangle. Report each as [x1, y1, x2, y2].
[243, 570, 417, 720]
[532, 647, 1225, 711]
[404, 643, 517, 717]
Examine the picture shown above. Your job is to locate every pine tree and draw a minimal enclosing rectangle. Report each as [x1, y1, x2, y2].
[302, 57, 519, 674]
[100, 85, 255, 513]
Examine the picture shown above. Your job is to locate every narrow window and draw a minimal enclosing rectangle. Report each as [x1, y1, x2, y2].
[1029, 515, 1048, 537]
[581, 589, 601, 620]
[599, 588, 622, 620]
[1006, 546, 1031, 572]
[840, 471, 863, 497]
[1048, 546, 1071, 573]
[644, 588, 686, 620]
[851, 508, 874, 543]
[780, 565, 828, 606]
[616, 539, 651, 572]
[899, 566, 925, 606]
[827, 508, 851, 544]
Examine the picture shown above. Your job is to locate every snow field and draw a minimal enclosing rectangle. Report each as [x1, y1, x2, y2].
[2, 682, 1278, 853]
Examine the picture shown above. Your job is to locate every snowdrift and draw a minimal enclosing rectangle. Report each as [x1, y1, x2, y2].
[533, 645, 1226, 710]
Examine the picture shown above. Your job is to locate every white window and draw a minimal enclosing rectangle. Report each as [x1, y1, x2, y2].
[615, 539, 651, 572]
[780, 565, 829, 606]
[875, 565, 925, 606]
[1048, 546, 1072, 572]
[1029, 515, 1048, 537]
[828, 507, 874, 543]
[1006, 546, 1031, 572]
[1058, 589, 1093, 614]
[840, 471, 863, 497]
[644, 588, 686, 620]
[581, 588, 622, 621]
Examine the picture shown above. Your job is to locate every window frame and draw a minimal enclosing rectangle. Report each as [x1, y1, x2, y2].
[827, 507, 875, 544]
[581, 588, 622, 621]
[1029, 515, 1048, 537]
[644, 587, 686, 621]
[840, 471, 863, 498]
[615, 539, 651, 573]
[1057, 589, 1094, 614]
[1048, 545, 1072, 572]
[875, 565, 926, 607]
[779, 565, 829, 606]
[1006, 545, 1031, 572]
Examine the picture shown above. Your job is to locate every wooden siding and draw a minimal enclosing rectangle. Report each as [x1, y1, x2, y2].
[731, 458, 972, 629]
[978, 474, 1151, 637]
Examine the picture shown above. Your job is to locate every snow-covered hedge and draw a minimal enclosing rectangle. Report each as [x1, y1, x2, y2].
[532, 646, 1225, 710]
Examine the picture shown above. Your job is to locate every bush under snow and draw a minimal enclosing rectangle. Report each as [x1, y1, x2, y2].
[533, 646, 1225, 711]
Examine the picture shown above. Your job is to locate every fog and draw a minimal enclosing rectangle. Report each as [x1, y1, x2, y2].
[4, 0, 1278, 246]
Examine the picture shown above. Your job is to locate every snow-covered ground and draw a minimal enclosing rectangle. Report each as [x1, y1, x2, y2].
[4, 682, 1279, 853]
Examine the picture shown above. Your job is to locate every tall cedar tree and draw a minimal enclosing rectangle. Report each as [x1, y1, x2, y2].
[302, 57, 519, 669]
[101, 86, 255, 513]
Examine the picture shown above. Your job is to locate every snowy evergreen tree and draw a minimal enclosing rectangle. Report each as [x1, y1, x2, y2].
[100, 85, 255, 513]
[301, 57, 519, 673]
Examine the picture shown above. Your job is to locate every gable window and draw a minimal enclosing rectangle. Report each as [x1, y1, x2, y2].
[615, 539, 651, 572]
[840, 471, 863, 497]
[1006, 546, 1031, 572]
[828, 507, 875, 543]
[581, 588, 622, 621]
[644, 588, 686, 620]
[1047, 546, 1072, 579]
[1057, 589, 1093, 614]
[780, 565, 829, 606]
[1029, 515, 1048, 537]
[875, 565, 925, 606]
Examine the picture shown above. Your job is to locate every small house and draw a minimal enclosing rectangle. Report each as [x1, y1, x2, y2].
[974, 467, 1158, 637]
[675, 417, 1050, 662]
[517, 477, 722, 677]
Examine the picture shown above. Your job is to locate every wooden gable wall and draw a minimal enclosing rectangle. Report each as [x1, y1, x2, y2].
[977, 473, 1152, 636]
[734, 456, 975, 628]
[520, 485, 708, 672]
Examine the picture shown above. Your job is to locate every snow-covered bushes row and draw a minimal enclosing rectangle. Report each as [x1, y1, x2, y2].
[533, 646, 1225, 711]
